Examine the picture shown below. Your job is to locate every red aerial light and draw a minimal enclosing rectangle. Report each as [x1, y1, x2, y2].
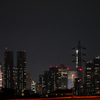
[50, 66, 52, 68]
[61, 67, 62, 69]
[67, 68, 69, 70]
[24, 50, 26, 52]
[79, 68, 82, 71]
[4, 62, 5, 64]
[80, 79, 82, 81]
[56, 66, 58, 68]
[55, 87, 57, 89]
[5, 47, 7, 50]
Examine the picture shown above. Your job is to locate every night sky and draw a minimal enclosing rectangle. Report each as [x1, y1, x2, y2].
[0, 0, 100, 82]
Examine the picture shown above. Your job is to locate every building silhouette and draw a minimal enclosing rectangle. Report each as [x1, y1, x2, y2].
[0, 63, 3, 88]
[4, 49, 26, 92]
[4, 50, 14, 89]
[26, 73, 32, 90]
[39, 63, 68, 94]
[17, 51, 26, 91]
[93, 56, 100, 93]
[84, 61, 93, 95]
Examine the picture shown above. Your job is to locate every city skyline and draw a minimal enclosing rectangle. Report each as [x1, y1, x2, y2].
[0, 0, 100, 82]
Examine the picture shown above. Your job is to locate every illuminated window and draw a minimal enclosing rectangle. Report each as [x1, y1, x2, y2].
[87, 71, 91, 74]
[87, 68, 91, 70]
[95, 64, 99, 66]
[95, 73, 98, 75]
[95, 67, 99, 70]
[24, 73, 26, 75]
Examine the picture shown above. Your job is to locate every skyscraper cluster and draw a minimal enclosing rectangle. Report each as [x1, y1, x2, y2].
[4, 48, 26, 92]
[84, 56, 100, 95]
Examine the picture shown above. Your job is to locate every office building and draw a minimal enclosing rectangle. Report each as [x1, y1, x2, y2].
[39, 75, 45, 94]
[44, 71, 50, 93]
[84, 61, 93, 95]
[39, 63, 68, 94]
[17, 51, 26, 91]
[93, 56, 100, 93]
[4, 50, 14, 89]
[74, 78, 80, 96]
[0, 63, 2, 88]
[68, 70, 78, 89]
[57, 66, 68, 89]
[26, 73, 32, 90]
[31, 80, 36, 93]
[13, 66, 18, 90]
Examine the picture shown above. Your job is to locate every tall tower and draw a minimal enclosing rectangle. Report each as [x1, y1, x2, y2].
[4, 49, 14, 89]
[17, 51, 26, 91]
[72, 41, 86, 85]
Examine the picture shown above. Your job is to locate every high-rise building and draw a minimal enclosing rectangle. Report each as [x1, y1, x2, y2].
[31, 80, 36, 93]
[0, 63, 2, 88]
[68, 70, 78, 89]
[44, 71, 50, 93]
[26, 73, 32, 90]
[17, 51, 26, 91]
[74, 78, 80, 96]
[57, 65, 68, 89]
[13, 66, 18, 90]
[4, 50, 14, 89]
[39, 75, 45, 94]
[84, 61, 93, 95]
[39, 63, 68, 94]
[93, 56, 100, 93]
[49, 66, 58, 92]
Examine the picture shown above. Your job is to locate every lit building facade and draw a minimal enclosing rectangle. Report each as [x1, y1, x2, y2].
[84, 61, 93, 95]
[57, 66, 68, 89]
[39, 75, 45, 94]
[68, 70, 78, 89]
[93, 56, 100, 93]
[0, 63, 2, 88]
[44, 71, 50, 93]
[26, 73, 32, 90]
[17, 51, 26, 91]
[74, 78, 80, 96]
[39, 63, 68, 94]
[13, 66, 18, 90]
[31, 80, 36, 93]
[4, 50, 14, 89]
